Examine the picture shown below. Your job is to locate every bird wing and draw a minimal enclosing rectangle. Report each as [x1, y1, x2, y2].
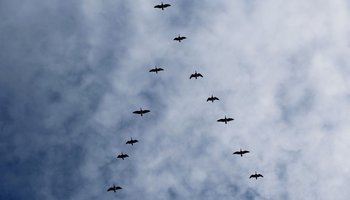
[227, 118, 234, 121]
[242, 150, 250, 154]
[133, 111, 141, 114]
[158, 68, 164, 71]
[154, 5, 161, 8]
[174, 37, 179, 41]
[214, 97, 219, 100]
[133, 139, 139, 143]
[189, 74, 195, 79]
[207, 97, 211, 101]
[117, 155, 122, 158]
[149, 69, 156, 72]
[142, 110, 150, 113]
[180, 36, 186, 40]
[258, 174, 263, 177]
[116, 186, 122, 190]
[163, 4, 171, 7]
[233, 151, 240, 154]
[217, 119, 225, 122]
[198, 73, 203, 77]
[107, 187, 113, 191]
[249, 175, 254, 178]
[126, 141, 131, 144]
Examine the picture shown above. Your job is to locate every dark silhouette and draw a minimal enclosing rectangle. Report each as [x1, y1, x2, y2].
[174, 34, 187, 42]
[233, 148, 250, 157]
[107, 184, 122, 192]
[133, 108, 150, 116]
[249, 172, 263, 179]
[117, 152, 129, 160]
[207, 95, 219, 102]
[149, 66, 164, 74]
[189, 71, 203, 79]
[126, 138, 139, 146]
[217, 116, 234, 124]
[154, 2, 171, 10]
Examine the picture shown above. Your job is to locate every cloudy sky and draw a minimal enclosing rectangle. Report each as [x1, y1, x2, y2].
[1, 0, 350, 199]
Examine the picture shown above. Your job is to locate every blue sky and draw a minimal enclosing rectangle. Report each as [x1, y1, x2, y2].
[1, 0, 350, 199]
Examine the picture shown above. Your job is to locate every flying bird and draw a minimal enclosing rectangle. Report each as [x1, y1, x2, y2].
[217, 116, 234, 124]
[174, 34, 187, 42]
[133, 108, 150, 116]
[154, 2, 171, 10]
[126, 138, 139, 146]
[249, 172, 263, 179]
[233, 148, 250, 157]
[107, 184, 122, 192]
[207, 95, 219, 102]
[117, 152, 129, 160]
[149, 66, 164, 74]
[189, 71, 203, 79]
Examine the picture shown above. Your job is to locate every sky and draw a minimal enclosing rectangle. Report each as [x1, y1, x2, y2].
[1, 0, 350, 199]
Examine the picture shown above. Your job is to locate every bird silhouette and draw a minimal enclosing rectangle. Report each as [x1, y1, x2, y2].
[207, 95, 219, 102]
[189, 71, 203, 79]
[133, 108, 150, 116]
[117, 152, 129, 160]
[217, 116, 234, 124]
[149, 66, 164, 74]
[174, 34, 187, 42]
[107, 184, 122, 192]
[154, 2, 171, 10]
[126, 138, 139, 146]
[249, 172, 263, 179]
[233, 148, 250, 157]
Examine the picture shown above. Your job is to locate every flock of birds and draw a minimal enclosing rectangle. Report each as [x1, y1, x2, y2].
[107, 1, 263, 194]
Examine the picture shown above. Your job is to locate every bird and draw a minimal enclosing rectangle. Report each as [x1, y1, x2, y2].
[126, 138, 139, 146]
[189, 71, 203, 79]
[133, 108, 150, 116]
[149, 66, 164, 74]
[117, 152, 129, 160]
[207, 95, 219, 102]
[217, 116, 234, 124]
[107, 184, 122, 192]
[174, 34, 187, 42]
[233, 148, 250, 157]
[154, 2, 171, 10]
[249, 172, 263, 179]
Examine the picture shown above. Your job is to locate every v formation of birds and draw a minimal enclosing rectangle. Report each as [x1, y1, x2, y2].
[108, 2, 263, 194]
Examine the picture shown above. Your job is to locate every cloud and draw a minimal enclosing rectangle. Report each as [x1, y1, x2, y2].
[1, 0, 350, 199]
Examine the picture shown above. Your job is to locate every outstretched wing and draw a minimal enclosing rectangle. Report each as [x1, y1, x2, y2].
[258, 174, 263, 177]
[197, 73, 203, 77]
[213, 97, 219, 100]
[149, 69, 156, 72]
[154, 5, 162, 8]
[158, 68, 164, 71]
[163, 4, 171, 8]
[133, 110, 141, 114]
[115, 186, 122, 190]
[217, 119, 225, 122]
[174, 37, 179, 41]
[233, 151, 241, 155]
[142, 110, 150, 114]
[189, 74, 195, 79]
[126, 141, 132, 144]
[242, 150, 250, 154]
[180, 36, 186, 40]
[207, 97, 212, 102]
[249, 175, 255, 179]
[107, 187, 113, 192]
[226, 118, 234, 121]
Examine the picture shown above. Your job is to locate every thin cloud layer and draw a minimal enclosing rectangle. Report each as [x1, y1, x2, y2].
[1, 0, 350, 200]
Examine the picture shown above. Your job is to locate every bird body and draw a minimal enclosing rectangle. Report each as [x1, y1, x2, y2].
[117, 153, 129, 160]
[217, 116, 234, 124]
[249, 172, 263, 179]
[154, 2, 171, 10]
[133, 108, 150, 116]
[189, 71, 203, 79]
[207, 95, 219, 102]
[233, 149, 250, 157]
[149, 66, 164, 74]
[126, 138, 139, 146]
[174, 34, 187, 42]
